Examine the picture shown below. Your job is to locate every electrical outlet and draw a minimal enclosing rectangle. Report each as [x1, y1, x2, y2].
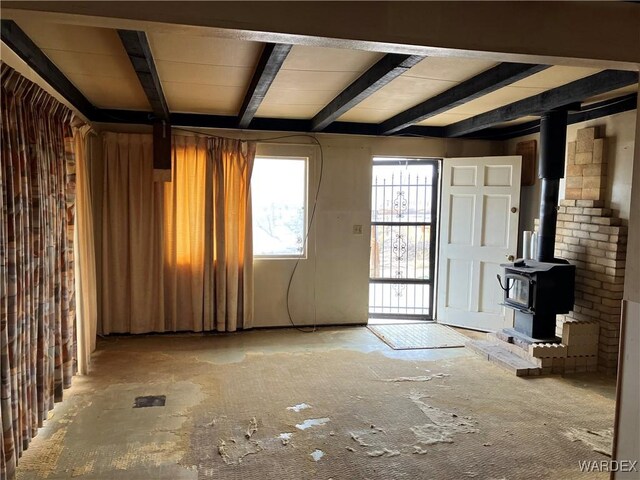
[352, 224, 363, 235]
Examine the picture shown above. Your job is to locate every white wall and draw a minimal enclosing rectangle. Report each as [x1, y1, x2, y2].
[249, 133, 503, 327]
[613, 95, 640, 479]
[86, 127, 503, 328]
[505, 109, 638, 256]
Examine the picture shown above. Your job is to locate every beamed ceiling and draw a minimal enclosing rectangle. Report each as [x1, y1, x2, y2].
[1, 17, 638, 139]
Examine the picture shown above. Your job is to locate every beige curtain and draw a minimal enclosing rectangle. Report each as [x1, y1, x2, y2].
[99, 133, 254, 334]
[101, 133, 164, 334]
[164, 136, 208, 332]
[209, 138, 255, 331]
[73, 125, 98, 374]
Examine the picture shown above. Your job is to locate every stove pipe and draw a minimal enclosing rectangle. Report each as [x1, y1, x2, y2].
[537, 109, 568, 262]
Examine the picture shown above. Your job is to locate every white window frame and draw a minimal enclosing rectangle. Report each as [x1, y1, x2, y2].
[252, 155, 309, 259]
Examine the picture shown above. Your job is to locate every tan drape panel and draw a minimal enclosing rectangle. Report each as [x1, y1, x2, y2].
[164, 136, 208, 332]
[73, 125, 97, 374]
[1, 64, 77, 479]
[99, 134, 255, 334]
[101, 133, 164, 334]
[209, 138, 255, 331]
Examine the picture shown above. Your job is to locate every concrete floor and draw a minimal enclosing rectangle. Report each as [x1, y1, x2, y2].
[16, 326, 616, 479]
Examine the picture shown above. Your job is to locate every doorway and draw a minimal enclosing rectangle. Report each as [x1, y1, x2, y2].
[436, 156, 522, 331]
[369, 157, 440, 320]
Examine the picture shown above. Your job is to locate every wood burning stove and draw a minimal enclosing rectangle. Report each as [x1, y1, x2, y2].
[498, 109, 576, 341]
[499, 260, 575, 339]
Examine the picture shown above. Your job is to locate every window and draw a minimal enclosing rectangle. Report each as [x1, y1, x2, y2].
[252, 156, 307, 257]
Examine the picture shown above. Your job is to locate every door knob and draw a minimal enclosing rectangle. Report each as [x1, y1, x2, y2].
[506, 254, 515, 262]
[511, 207, 518, 213]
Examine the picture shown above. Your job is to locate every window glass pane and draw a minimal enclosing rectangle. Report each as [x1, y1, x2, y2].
[252, 157, 306, 256]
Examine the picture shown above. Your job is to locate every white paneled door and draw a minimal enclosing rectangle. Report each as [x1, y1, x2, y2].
[437, 156, 522, 332]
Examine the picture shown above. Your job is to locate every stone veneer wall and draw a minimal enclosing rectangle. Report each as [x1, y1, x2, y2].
[534, 126, 627, 375]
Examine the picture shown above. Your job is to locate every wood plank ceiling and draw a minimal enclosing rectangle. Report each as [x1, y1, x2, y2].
[1, 18, 637, 139]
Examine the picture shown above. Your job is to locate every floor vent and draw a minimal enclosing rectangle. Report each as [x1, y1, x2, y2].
[133, 395, 166, 408]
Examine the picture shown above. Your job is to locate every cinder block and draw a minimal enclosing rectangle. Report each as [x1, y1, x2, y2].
[610, 235, 627, 244]
[566, 176, 583, 189]
[596, 257, 619, 268]
[599, 226, 626, 236]
[602, 297, 622, 308]
[562, 320, 600, 349]
[565, 188, 583, 200]
[577, 127, 596, 144]
[593, 138, 606, 164]
[597, 241, 621, 252]
[589, 232, 609, 242]
[604, 250, 626, 262]
[594, 217, 622, 227]
[567, 141, 577, 165]
[576, 136, 594, 154]
[584, 207, 611, 216]
[576, 199, 604, 208]
[528, 343, 568, 358]
[579, 238, 598, 248]
[583, 164, 606, 178]
[567, 164, 583, 177]
[541, 357, 553, 367]
[575, 152, 593, 165]
[582, 188, 605, 201]
[583, 176, 605, 190]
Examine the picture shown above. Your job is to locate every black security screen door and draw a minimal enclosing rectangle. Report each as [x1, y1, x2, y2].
[369, 158, 440, 319]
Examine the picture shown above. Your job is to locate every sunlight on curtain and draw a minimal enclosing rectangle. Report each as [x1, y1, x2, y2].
[73, 125, 97, 375]
[163, 136, 208, 331]
[164, 136, 207, 267]
[99, 133, 255, 334]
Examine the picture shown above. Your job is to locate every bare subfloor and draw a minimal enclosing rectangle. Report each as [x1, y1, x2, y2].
[17, 327, 615, 480]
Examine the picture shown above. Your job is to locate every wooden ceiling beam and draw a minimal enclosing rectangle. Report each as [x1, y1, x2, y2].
[446, 70, 639, 137]
[117, 29, 169, 121]
[311, 53, 425, 132]
[93, 90, 636, 140]
[464, 92, 638, 140]
[0, 20, 96, 118]
[238, 43, 292, 128]
[379, 63, 550, 135]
